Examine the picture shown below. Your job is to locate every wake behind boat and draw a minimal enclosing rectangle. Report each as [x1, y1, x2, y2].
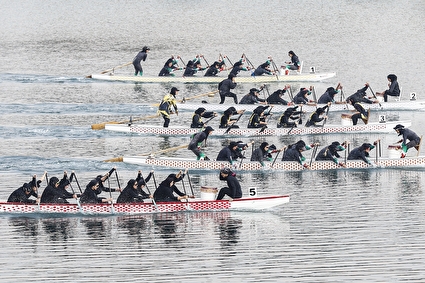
[122, 155, 425, 172]
[104, 120, 412, 137]
[0, 195, 290, 216]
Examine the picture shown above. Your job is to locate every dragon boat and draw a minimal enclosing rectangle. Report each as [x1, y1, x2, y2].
[168, 100, 425, 113]
[0, 195, 290, 216]
[121, 155, 425, 172]
[104, 120, 411, 137]
[89, 72, 336, 84]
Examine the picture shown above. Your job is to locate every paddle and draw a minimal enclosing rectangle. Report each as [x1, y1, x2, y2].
[91, 113, 161, 130]
[225, 111, 245, 134]
[321, 103, 331, 127]
[368, 85, 382, 107]
[186, 170, 195, 197]
[68, 174, 82, 212]
[150, 90, 218, 108]
[287, 87, 294, 101]
[243, 53, 255, 70]
[100, 61, 132, 74]
[140, 171, 157, 209]
[298, 106, 303, 125]
[152, 172, 158, 190]
[106, 174, 115, 213]
[311, 86, 318, 103]
[309, 143, 319, 167]
[72, 172, 83, 194]
[219, 53, 229, 73]
[270, 58, 280, 80]
[104, 144, 188, 162]
[201, 55, 210, 67]
[224, 55, 234, 67]
[179, 170, 191, 203]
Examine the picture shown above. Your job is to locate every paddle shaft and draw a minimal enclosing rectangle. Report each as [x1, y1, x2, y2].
[186, 171, 195, 197]
[321, 104, 331, 127]
[100, 61, 132, 74]
[140, 171, 157, 209]
[368, 85, 382, 107]
[225, 112, 244, 134]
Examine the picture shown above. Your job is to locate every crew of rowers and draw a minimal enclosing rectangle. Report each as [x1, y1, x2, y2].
[187, 123, 421, 164]
[7, 167, 242, 205]
[155, 52, 298, 77]
[158, 76, 400, 129]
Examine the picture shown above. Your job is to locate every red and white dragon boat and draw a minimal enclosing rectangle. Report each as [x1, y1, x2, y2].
[0, 195, 289, 216]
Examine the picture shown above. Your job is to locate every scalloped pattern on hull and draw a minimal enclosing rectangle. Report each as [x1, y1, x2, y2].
[122, 157, 425, 171]
[0, 195, 290, 215]
[105, 120, 411, 137]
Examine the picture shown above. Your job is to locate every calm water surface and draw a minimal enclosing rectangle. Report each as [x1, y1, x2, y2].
[1, 0, 425, 282]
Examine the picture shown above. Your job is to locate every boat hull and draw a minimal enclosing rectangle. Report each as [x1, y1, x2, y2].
[0, 195, 290, 215]
[104, 120, 411, 137]
[122, 156, 425, 172]
[90, 73, 336, 83]
[171, 100, 425, 113]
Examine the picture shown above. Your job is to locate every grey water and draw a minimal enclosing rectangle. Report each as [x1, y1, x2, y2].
[1, 0, 425, 282]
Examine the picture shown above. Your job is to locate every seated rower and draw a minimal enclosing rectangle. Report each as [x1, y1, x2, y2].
[158, 55, 183, 77]
[116, 179, 143, 203]
[293, 87, 316, 105]
[251, 59, 274, 76]
[239, 87, 267, 105]
[229, 58, 251, 77]
[219, 107, 245, 129]
[317, 83, 345, 104]
[251, 142, 285, 167]
[248, 105, 269, 128]
[216, 141, 240, 166]
[282, 140, 316, 169]
[315, 141, 347, 167]
[277, 106, 303, 128]
[347, 141, 378, 165]
[7, 174, 44, 204]
[305, 103, 331, 127]
[345, 83, 379, 104]
[393, 124, 421, 158]
[204, 60, 225, 77]
[80, 179, 113, 204]
[183, 55, 207, 77]
[191, 107, 217, 128]
[153, 170, 192, 202]
[266, 85, 292, 105]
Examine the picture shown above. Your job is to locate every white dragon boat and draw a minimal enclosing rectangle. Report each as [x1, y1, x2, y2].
[89, 72, 336, 84]
[0, 195, 289, 216]
[169, 100, 425, 113]
[104, 120, 411, 137]
[122, 156, 425, 172]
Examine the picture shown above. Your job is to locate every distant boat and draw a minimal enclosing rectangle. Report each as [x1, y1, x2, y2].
[0, 195, 290, 215]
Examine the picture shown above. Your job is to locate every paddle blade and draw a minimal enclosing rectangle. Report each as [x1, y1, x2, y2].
[104, 156, 123, 162]
[91, 121, 119, 130]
